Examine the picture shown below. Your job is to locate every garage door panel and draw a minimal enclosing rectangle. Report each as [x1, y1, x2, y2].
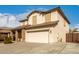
[25, 31, 49, 43]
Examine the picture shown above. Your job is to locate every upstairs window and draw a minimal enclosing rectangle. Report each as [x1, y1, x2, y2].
[45, 13, 51, 22]
[32, 15, 37, 25]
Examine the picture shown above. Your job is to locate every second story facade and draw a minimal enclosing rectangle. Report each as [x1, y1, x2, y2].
[19, 7, 70, 32]
[27, 10, 58, 25]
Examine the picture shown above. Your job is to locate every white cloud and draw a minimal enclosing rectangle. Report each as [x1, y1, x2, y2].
[0, 12, 28, 28]
[0, 13, 20, 28]
[8, 15, 20, 28]
[0, 15, 7, 27]
[0, 7, 48, 28]
[73, 24, 79, 31]
[74, 24, 79, 28]
[16, 13, 28, 21]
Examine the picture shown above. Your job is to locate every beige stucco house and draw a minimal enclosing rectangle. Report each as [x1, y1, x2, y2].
[14, 7, 70, 43]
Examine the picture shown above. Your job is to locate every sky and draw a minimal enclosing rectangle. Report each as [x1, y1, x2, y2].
[0, 5, 79, 29]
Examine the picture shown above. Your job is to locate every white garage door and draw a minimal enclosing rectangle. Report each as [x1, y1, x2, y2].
[25, 30, 49, 43]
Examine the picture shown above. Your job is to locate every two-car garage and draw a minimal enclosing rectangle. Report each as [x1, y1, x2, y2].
[24, 21, 59, 43]
[25, 29, 49, 43]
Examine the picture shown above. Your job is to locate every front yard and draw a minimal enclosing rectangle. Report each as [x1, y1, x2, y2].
[0, 42, 79, 54]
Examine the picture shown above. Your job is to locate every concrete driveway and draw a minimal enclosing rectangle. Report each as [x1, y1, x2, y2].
[0, 42, 79, 54]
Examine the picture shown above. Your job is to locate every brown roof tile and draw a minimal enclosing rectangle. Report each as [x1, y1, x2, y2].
[25, 20, 59, 29]
[14, 20, 59, 30]
[19, 19, 28, 22]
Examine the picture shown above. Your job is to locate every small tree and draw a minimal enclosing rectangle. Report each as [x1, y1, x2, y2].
[72, 28, 78, 32]
[69, 28, 79, 33]
[4, 36, 13, 44]
[69, 29, 72, 33]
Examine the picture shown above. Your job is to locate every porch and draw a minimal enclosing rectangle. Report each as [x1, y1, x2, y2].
[13, 29, 25, 42]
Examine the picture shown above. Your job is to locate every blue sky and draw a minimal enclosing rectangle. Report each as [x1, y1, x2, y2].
[0, 5, 79, 28]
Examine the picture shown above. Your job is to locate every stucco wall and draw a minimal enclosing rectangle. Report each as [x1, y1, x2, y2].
[50, 11, 69, 43]
[20, 22, 24, 26]
[20, 21, 28, 26]
[28, 13, 45, 25]
[28, 11, 59, 25]
[25, 10, 69, 43]
[51, 11, 58, 21]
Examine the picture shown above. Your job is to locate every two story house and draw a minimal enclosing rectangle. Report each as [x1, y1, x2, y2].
[14, 7, 70, 43]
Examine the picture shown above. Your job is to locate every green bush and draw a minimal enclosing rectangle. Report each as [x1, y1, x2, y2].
[4, 36, 13, 44]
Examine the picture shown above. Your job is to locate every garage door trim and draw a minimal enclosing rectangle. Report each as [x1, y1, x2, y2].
[27, 29, 49, 33]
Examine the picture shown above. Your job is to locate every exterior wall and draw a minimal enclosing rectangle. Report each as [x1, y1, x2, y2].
[24, 10, 69, 43]
[28, 13, 45, 25]
[25, 21, 28, 25]
[20, 21, 28, 26]
[15, 30, 18, 42]
[22, 29, 26, 41]
[51, 11, 58, 21]
[45, 13, 51, 22]
[28, 12, 58, 25]
[20, 22, 24, 26]
[50, 11, 69, 43]
[25, 27, 57, 43]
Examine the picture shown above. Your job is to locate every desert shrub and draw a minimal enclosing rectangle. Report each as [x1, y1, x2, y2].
[4, 36, 12, 44]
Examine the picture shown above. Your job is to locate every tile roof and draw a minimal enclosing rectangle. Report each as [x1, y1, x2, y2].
[27, 7, 70, 24]
[15, 20, 59, 30]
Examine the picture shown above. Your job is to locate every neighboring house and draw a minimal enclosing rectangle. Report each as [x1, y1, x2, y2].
[0, 27, 13, 41]
[14, 7, 70, 43]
